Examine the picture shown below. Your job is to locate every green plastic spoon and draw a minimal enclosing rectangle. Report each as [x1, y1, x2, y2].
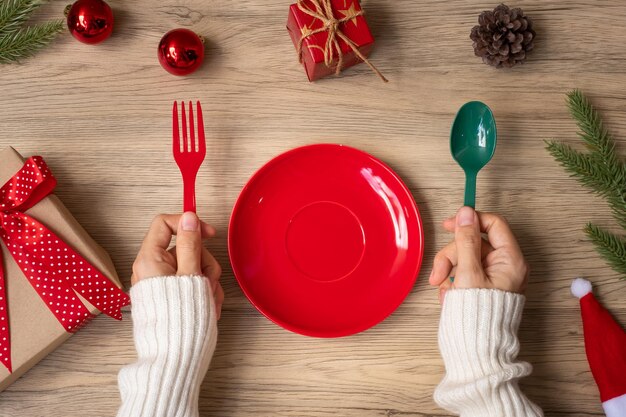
[450, 101, 497, 209]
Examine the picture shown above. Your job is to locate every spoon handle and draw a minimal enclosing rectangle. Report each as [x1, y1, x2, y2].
[464, 173, 477, 208]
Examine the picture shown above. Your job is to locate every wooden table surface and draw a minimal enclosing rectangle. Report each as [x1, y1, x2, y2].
[1, 0, 625, 416]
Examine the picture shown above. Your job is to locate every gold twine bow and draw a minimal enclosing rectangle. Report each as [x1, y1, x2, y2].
[296, 0, 388, 82]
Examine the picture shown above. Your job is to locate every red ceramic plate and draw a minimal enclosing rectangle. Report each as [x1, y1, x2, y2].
[228, 144, 424, 337]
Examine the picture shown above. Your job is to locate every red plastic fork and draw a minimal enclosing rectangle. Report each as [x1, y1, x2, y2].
[173, 101, 206, 213]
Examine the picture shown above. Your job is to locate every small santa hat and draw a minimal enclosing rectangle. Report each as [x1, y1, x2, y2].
[571, 278, 626, 417]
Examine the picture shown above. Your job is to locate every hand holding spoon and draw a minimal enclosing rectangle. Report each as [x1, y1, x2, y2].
[450, 101, 497, 208]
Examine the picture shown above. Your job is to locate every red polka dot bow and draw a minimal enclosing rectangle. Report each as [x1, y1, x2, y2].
[0, 157, 130, 373]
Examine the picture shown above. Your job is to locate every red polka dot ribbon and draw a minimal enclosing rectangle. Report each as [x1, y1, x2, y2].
[0, 157, 130, 373]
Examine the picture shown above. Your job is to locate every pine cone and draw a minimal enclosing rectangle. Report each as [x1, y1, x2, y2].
[470, 3, 536, 68]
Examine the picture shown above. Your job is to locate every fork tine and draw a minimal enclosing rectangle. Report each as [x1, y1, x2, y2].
[181, 100, 188, 152]
[188, 101, 196, 152]
[173, 101, 180, 154]
[196, 101, 206, 154]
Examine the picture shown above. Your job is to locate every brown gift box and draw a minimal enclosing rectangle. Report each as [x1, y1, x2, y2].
[0, 147, 125, 391]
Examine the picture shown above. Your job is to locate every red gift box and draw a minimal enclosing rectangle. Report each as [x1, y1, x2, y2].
[287, 0, 386, 82]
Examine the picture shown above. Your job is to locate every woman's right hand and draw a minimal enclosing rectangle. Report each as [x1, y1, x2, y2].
[429, 206, 529, 303]
[131, 212, 224, 318]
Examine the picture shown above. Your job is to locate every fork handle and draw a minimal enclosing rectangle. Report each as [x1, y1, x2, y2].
[183, 173, 197, 213]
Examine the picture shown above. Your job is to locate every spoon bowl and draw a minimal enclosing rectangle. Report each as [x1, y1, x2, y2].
[450, 101, 497, 208]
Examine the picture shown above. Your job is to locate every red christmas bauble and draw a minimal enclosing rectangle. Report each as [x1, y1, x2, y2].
[66, 0, 114, 44]
[158, 29, 205, 76]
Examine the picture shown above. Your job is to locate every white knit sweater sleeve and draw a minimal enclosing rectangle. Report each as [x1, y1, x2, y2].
[117, 275, 218, 417]
[434, 289, 543, 417]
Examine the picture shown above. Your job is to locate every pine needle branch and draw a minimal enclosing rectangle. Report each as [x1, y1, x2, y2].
[0, 20, 63, 64]
[546, 141, 619, 195]
[567, 90, 615, 157]
[0, 0, 44, 36]
[546, 90, 626, 229]
[585, 223, 626, 278]
[546, 140, 626, 228]
[546, 90, 626, 279]
[567, 90, 626, 192]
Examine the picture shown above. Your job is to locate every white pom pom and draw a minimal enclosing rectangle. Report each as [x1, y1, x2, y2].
[571, 278, 593, 299]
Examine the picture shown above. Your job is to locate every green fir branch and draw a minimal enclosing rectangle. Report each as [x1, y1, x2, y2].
[546, 141, 619, 196]
[567, 90, 617, 158]
[546, 90, 626, 279]
[546, 139, 626, 228]
[585, 223, 626, 277]
[0, 19, 63, 63]
[567, 90, 626, 191]
[0, 0, 44, 36]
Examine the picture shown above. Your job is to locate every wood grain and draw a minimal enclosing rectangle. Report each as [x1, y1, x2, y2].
[0, 0, 625, 415]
